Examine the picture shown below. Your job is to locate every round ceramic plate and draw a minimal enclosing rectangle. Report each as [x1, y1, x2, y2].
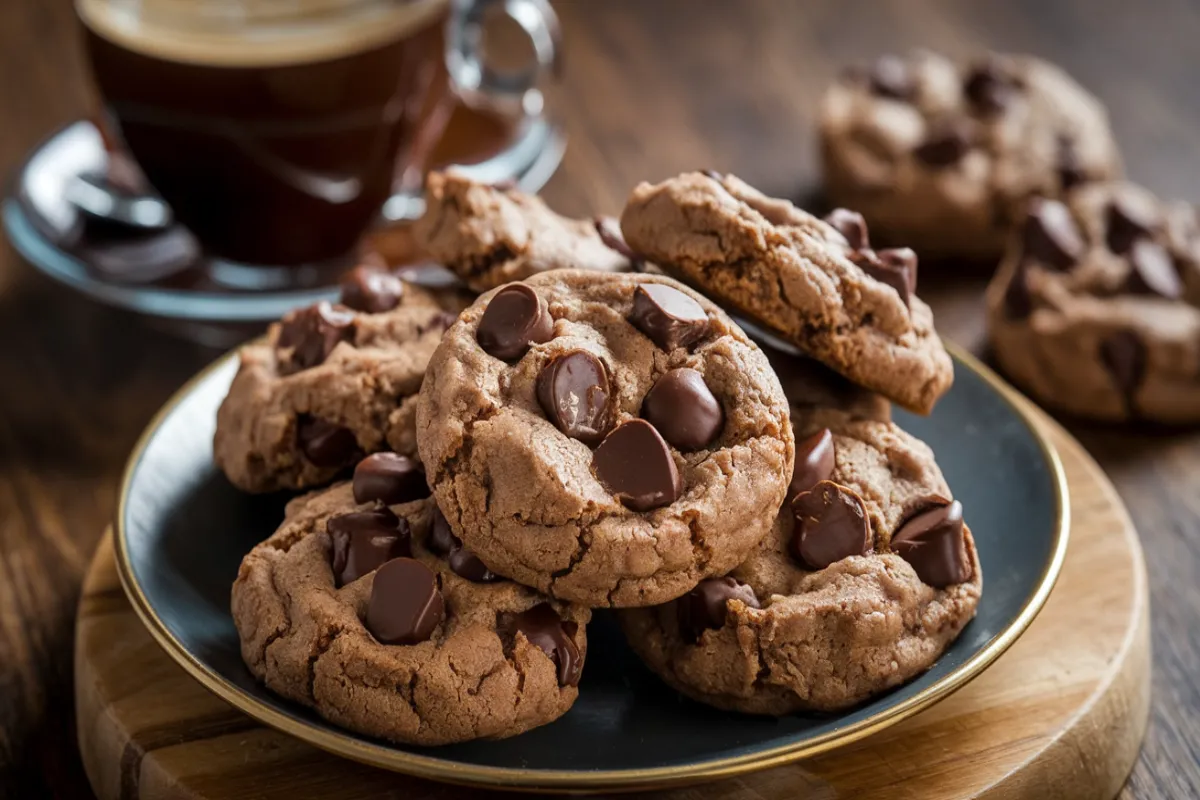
[114, 342, 1068, 794]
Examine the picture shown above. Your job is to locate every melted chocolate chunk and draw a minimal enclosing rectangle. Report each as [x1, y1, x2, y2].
[791, 481, 872, 570]
[677, 577, 760, 644]
[476, 284, 555, 361]
[891, 499, 971, 587]
[365, 558, 445, 645]
[790, 428, 835, 500]
[276, 302, 356, 372]
[1106, 197, 1160, 255]
[1022, 199, 1084, 270]
[641, 368, 724, 452]
[426, 508, 459, 558]
[328, 508, 411, 587]
[824, 208, 870, 251]
[629, 284, 709, 351]
[353, 453, 430, 505]
[593, 420, 682, 511]
[296, 416, 360, 468]
[510, 604, 582, 687]
[853, 247, 918, 306]
[339, 265, 404, 313]
[1127, 239, 1183, 300]
[536, 350, 614, 445]
[914, 120, 973, 168]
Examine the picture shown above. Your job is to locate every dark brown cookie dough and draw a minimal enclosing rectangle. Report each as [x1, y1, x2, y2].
[620, 171, 953, 414]
[821, 50, 1121, 260]
[214, 279, 459, 493]
[413, 171, 632, 292]
[987, 181, 1200, 423]
[618, 407, 981, 714]
[231, 477, 589, 746]
[415, 270, 795, 607]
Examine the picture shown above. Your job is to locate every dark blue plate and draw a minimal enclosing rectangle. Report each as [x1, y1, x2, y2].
[115, 343, 1068, 793]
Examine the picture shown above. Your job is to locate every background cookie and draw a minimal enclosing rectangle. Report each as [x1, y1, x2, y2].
[231, 476, 589, 746]
[214, 277, 458, 493]
[821, 50, 1121, 261]
[620, 171, 953, 414]
[414, 171, 632, 292]
[987, 181, 1200, 423]
[416, 270, 794, 607]
[619, 408, 981, 714]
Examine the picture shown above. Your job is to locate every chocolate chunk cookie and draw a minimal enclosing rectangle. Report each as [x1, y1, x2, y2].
[214, 276, 460, 493]
[413, 171, 633, 292]
[620, 171, 953, 414]
[231, 473, 589, 745]
[618, 407, 981, 714]
[987, 181, 1200, 422]
[821, 50, 1121, 260]
[415, 270, 794, 607]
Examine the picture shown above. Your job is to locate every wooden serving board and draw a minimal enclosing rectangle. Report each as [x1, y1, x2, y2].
[75, 410, 1150, 799]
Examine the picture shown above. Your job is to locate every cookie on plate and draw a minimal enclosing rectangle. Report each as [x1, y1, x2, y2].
[618, 406, 981, 714]
[416, 270, 794, 607]
[820, 50, 1121, 261]
[987, 181, 1200, 423]
[414, 171, 634, 292]
[620, 171, 953, 414]
[214, 268, 458, 493]
[231, 457, 589, 745]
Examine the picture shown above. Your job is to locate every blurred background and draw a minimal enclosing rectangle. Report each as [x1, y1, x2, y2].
[1, 1, 1198, 797]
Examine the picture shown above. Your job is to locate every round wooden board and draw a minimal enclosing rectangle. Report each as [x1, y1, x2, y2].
[75, 409, 1150, 800]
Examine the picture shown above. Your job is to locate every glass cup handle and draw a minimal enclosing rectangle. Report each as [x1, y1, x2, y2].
[447, 0, 561, 118]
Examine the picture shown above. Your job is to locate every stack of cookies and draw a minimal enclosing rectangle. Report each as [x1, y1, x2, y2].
[218, 170, 981, 746]
[820, 49, 1200, 424]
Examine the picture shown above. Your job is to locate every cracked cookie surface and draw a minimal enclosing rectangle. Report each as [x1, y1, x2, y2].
[414, 171, 631, 292]
[620, 171, 953, 414]
[821, 50, 1121, 261]
[987, 181, 1200, 422]
[618, 405, 981, 714]
[415, 270, 794, 607]
[231, 480, 590, 745]
[214, 281, 460, 493]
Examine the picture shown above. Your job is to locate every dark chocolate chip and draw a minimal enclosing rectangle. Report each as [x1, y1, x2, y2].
[353, 453, 430, 505]
[1099, 331, 1146, 415]
[1106, 197, 1159, 255]
[476, 284, 555, 361]
[339, 265, 404, 314]
[1127, 239, 1184, 299]
[641, 368, 724, 452]
[276, 302, 356, 372]
[1056, 136, 1087, 190]
[914, 121, 973, 168]
[790, 428, 835, 499]
[1004, 262, 1035, 320]
[426, 508, 459, 558]
[868, 55, 914, 100]
[790, 480, 872, 570]
[511, 604, 582, 687]
[594, 216, 641, 263]
[536, 350, 614, 445]
[365, 558, 445, 645]
[629, 284, 709, 351]
[964, 60, 1018, 115]
[891, 499, 971, 587]
[1022, 199, 1084, 270]
[824, 208, 870, 251]
[593, 419, 682, 511]
[328, 508, 410, 587]
[677, 576, 760, 644]
[296, 416, 360, 468]
[852, 247, 918, 306]
[447, 546, 501, 583]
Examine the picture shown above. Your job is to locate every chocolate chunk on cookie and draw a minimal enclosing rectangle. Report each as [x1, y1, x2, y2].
[214, 283, 462, 493]
[413, 171, 632, 292]
[620, 171, 953, 414]
[821, 50, 1121, 261]
[415, 270, 794, 607]
[618, 406, 981, 715]
[987, 180, 1200, 423]
[231, 477, 590, 745]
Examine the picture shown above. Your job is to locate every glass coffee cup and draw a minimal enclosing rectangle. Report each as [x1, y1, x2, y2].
[75, 0, 559, 285]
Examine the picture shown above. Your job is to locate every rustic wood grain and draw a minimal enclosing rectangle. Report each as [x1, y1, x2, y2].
[2, 1, 1199, 797]
[72, 414, 1148, 799]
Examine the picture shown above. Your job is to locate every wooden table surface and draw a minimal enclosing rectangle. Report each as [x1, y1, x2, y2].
[1, 1, 1197, 797]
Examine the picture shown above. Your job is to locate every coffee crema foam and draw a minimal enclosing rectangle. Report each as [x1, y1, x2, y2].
[77, 0, 449, 67]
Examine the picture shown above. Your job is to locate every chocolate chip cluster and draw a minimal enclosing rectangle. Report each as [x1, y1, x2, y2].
[824, 208, 919, 307]
[474, 281, 727, 513]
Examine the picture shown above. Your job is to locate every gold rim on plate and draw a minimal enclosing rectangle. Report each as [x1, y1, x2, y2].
[113, 340, 1071, 794]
